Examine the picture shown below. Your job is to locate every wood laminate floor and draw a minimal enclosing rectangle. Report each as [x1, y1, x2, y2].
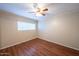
[0, 38, 79, 56]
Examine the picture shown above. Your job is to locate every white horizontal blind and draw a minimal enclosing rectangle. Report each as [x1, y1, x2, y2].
[17, 21, 35, 31]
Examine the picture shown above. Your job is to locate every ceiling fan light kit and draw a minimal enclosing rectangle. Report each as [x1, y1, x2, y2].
[27, 3, 48, 16]
[35, 7, 48, 16]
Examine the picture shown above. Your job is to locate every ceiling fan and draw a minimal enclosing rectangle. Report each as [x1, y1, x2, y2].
[26, 3, 48, 16]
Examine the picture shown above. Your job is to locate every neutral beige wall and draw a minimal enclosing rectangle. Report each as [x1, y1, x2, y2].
[0, 11, 37, 49]
[38, 12, 79, 50]
[0, 19, 1, 48]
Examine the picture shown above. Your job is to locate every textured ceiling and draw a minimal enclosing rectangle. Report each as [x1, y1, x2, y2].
[0, 3, 79, 20]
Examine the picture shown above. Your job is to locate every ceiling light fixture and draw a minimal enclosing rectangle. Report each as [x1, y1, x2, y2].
[35, 7, 48, 16]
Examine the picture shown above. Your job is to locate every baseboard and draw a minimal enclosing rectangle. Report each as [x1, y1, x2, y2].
[0, 37, 79, 51]
[38, 37, 79, 51]
[0, 37, 37, 50]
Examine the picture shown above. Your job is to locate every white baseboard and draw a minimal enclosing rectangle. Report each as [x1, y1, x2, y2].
[38, 37, 79, 51]
[1, 37, 79, 51]
[0, 37, 36, 50]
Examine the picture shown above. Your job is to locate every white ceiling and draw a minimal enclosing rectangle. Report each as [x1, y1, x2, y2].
[0, 3, 79, 20]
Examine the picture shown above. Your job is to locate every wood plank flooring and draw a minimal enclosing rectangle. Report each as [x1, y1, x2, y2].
[0, 38, 79, 56]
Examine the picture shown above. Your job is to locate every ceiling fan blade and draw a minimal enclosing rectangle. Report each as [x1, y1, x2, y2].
[27, 12, 35, 13]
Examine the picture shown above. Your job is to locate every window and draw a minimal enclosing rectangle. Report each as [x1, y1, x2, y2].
[17, 21, 35, 31]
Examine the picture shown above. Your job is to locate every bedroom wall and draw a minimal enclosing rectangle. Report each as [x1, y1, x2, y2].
[38, 11, 79, 50]
[0, 19, 1, 48]
[0, 10, 37, 49]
